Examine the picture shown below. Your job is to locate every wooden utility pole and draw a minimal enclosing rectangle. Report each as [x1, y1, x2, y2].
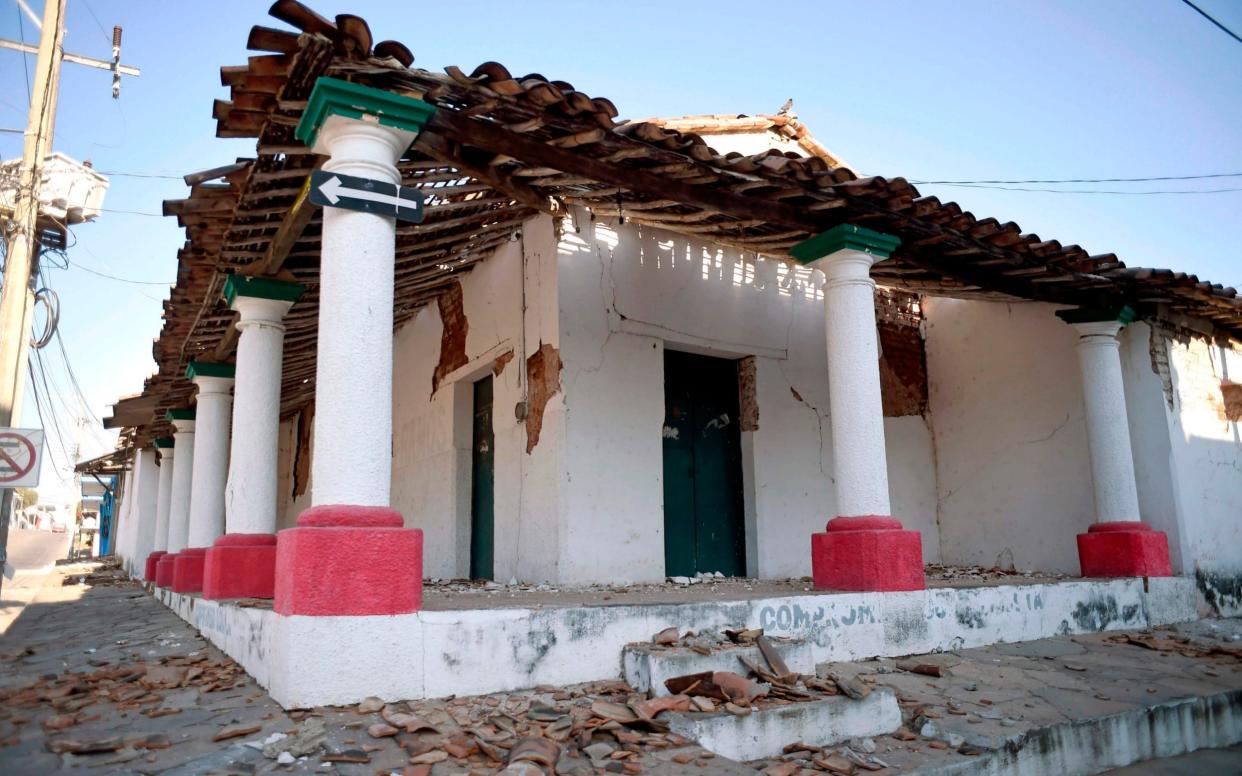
[0, 0, 66, 584]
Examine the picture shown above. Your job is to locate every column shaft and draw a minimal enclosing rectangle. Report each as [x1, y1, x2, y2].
[226, 298, 290, 534]
[821, 252, 891, 517]
[187, 376, 233, 548]
[165, 423, 195, 553]
[310, 119, 407, 507]
[154, 448, 174, 551]
[1073, 323, 1142, 523]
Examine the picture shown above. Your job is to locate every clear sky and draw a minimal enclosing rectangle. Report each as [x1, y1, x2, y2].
[2, 0, 1240, 505]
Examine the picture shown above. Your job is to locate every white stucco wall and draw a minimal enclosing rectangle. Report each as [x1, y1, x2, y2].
[389, 216, 562, 582]
[554, 211, 940, 583]
[924, 298, 1097, 574]
[1161, 329, 1242, 593]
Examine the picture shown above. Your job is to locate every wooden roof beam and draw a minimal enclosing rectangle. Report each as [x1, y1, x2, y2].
[420, 110, 830, 234]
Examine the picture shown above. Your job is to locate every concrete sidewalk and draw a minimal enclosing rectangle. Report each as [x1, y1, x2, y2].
[0, 561, 1240, 775]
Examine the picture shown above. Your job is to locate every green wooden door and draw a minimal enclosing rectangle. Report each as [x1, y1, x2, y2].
[470, 375, 495, 580]
[663, 350, 746, 577]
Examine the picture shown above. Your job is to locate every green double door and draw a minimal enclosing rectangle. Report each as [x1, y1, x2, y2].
[662, 350, 747, 578]
[470, 375, 495, 580]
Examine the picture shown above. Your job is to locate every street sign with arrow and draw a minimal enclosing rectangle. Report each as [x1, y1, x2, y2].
[308, 170, 425, 223]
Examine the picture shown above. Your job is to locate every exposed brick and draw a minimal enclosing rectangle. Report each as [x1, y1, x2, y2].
[293, 401, 313, 499]
[738, 356, 759, 431]
[431, 282, 469, 395]
[493, 349, 515, 377]
[878, 322, 928, 417]
[525, 343, 561, 454]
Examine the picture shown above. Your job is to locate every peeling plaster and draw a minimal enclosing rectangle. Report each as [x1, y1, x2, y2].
[493, 349, 515, 377]
[431, 281, 469, 395]
[739, 356, 759, 431]
[525, 343, 561, 454]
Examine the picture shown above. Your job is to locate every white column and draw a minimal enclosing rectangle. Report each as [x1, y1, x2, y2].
[225, 293, 295, 534]
[166, 417, 196, 553]
[187, 373, 234, 548]
[815, 250, 891, 517]
[310, 115, 416, 507]
[115, 467, 135, 562]
[1069, 320, 1142, 523]
[131, 448, 160, 570]
[153, 444, 175, 551]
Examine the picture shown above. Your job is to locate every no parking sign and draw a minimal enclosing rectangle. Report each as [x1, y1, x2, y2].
[0, 428, 43, 487]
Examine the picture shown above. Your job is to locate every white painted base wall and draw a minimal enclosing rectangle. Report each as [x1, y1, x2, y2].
[152, 576, 1208, 709]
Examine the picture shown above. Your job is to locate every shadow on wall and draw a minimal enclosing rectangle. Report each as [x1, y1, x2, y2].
[556, 211, 825, 308]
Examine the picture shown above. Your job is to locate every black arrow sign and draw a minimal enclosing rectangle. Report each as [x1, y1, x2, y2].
[308, 170, 426, 223]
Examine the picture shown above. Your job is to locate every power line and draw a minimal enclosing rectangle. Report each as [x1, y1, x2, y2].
[910, 172, 1242, 185]
[1180, 0, 1242, 45]
[69, 258, 173, 285]
[920, 182, 1242, 195]
[95, 170, 183, 180]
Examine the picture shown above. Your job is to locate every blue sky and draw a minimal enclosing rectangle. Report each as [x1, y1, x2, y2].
[3, 0, 1240, 503]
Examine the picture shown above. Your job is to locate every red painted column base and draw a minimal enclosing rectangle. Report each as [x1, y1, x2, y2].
[171, 547, 209, 594]
[811, 516, 925, 592]
[274, 505, 423, 616]
[155, 553, 178, 587]
[144, 551, 167, 582]
[202, 534, 277, 600]
[1077, 521, 1173, 578]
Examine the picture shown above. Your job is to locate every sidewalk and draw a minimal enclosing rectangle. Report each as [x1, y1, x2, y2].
[0, 560, 1240, 775]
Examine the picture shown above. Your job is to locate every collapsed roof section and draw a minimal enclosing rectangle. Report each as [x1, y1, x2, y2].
[123, 0, 1242, 443]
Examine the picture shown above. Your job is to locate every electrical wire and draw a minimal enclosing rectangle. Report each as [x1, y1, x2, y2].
[917, 182, 1242, 195]
[1180, 0, 1242, 45]
[16, 4, 31, 105]
[910, 172, 1242, 185]
[26, 362, 65, 473]
[68, 258, 174, 285]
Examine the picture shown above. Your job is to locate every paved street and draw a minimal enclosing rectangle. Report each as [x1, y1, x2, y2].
[1, 528, 70, 636]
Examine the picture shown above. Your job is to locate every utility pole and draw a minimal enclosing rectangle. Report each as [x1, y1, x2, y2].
[0, 0, 66, 589]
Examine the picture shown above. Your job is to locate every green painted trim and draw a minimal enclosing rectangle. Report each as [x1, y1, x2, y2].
[1055, 305, 1138, 325]
[186, 361, 236, 381]
[296, 77, 437, 149]
[790, 224, 902, 263]
[153, 437, 175, 449]
[223, 274, 304, 306]
[165, 408, 196, 422]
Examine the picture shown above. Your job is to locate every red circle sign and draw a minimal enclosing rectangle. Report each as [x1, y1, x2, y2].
[0, 431, 37, 484]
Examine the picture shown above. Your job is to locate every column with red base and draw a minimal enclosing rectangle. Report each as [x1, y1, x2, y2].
[791, 225, 924, 592]
[143, 438, 175, 581]
[173, 363, 233, 594]
[203, 277, 302, 600]
[1056, 307, 1172, 577]
[273, 78, 435, 615]
[157, 411, 195, 587]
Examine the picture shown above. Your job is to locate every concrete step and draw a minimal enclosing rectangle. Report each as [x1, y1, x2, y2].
[901, 688, 1242, 776]
[664, 688, 902, 761]
[623, 637, 813, 696]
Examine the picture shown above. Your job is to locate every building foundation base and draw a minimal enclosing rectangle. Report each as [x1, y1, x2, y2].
[171, 547, 209, 593]
[203, 534, 277, 600]
[1077, 521, 1173, 578]
[155, 553, 178, 587]
[274, 505, 423, 616]
[811, 516, 924, 592]
[144, 551, 167, 582]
